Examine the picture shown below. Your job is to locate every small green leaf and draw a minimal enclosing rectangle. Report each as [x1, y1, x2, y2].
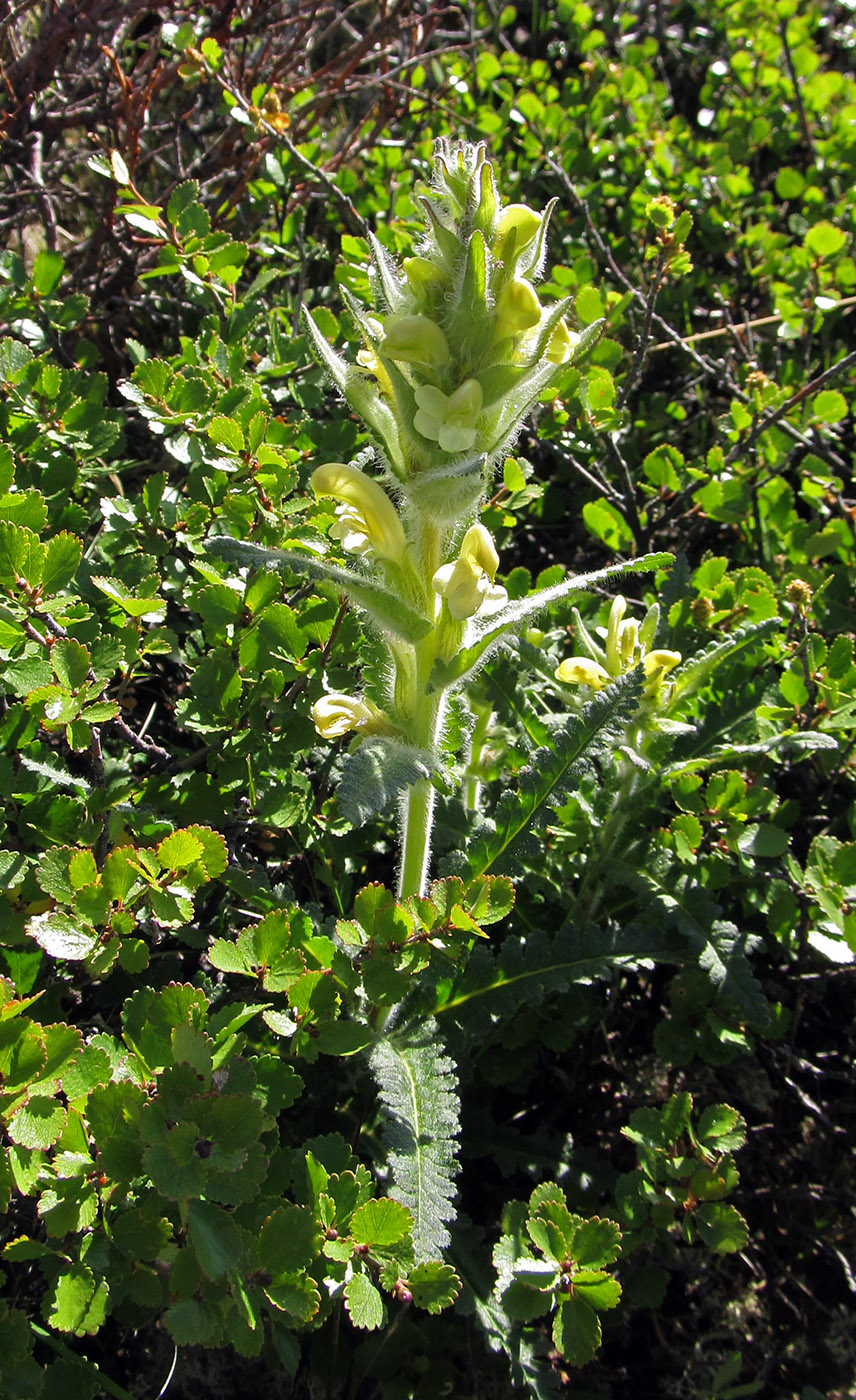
[811, 389, 847, 424]
[695, 1202, 749, 1253]
[167, 180, 199, 225]
[91, 576, 165, 619]
[572, 1217, 622, 1269]
[8, 1095, 67, 1149]
[407, 1261, 461, 1313]
[344, 1271, 385, 1329]
[461, 874, 515, 925]
[696, 1104, 745, 1149]
[157, 828, 205, 871]
[0, 522, 45, 588]
[207, 416, 245, 453]
[110, 150, 130, 185]
[258, 1204, 319, 1275]
[737, 824, 789, 858]
[33, 249, 64, 297]
[582, 497, 634, 552]
[52, 639, 90, 691]
[44, 1263, 109, 1336]
[805, 221, 846, 258]
[187, 1199, 244, 1280]
[263, 1272, 320, 1322]
[574, 1274, 621, 1310]
[350, 1197, 412, 1248]
[552, 1294, 602, 1365]
[28, 911, 98, 961]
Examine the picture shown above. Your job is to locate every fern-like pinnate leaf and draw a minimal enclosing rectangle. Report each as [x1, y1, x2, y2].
[669, 618, 780, 703]
[615, 855, 768, 1024]
[205, 537, 432, 642]
[434, 921, 683, 1035]
[338, 738, 440, 826]
[464, 677, 640, 878]
[370, 1019, 460, 1262]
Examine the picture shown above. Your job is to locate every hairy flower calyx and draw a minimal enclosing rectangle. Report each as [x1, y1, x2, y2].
[432, 523, 508, 621]
[312, 462, 408, 567]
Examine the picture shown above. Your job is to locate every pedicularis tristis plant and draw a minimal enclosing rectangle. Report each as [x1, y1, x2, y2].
[288, 138, 670, 897]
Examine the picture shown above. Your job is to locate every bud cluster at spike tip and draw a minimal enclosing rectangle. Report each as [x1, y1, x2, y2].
[303, 138, 589, 492]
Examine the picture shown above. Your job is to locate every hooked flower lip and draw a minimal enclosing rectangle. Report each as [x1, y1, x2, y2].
[555, 657, 612, 690]
[557, 595, 682, 697]
[493, 279, 542, 344]
[432, 522, 508, 621]
[413, 379, 483, 454]
[312, 692, 385, 739]
[311, 462, 408, 567]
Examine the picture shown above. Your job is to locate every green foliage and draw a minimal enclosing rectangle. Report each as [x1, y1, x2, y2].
[1, 2, 854, 1397]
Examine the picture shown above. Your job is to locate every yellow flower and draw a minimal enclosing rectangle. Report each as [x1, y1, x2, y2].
[495, 204, 542, 252]
[311, 462, 407, 567]
[546, 317, 580, 365]
[432, 523, 508, 621]
[413, 379, 483, 454]
[312, 692, 385, 739]
[557, 596, 682, 699]
[555, 657, 612, 690]
[642, 650, 682, 680]
[382, 314, 450, 369]
[493, 279, 542, 343]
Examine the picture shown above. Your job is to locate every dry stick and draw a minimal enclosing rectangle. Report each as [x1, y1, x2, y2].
[650, 297, 856, 351]
[779, 14, 815, 155]
[723, 348, 856, 467]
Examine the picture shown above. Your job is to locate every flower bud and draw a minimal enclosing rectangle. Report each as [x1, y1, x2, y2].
[381, 314, 449, 368]
[493, 280, 542, 343]
[312, 462, 407, 567]
[604, 595, 628, 677]
[495, 204, 542, 252]
[403, 256, 445, 299]
[413, 379, 483, 454]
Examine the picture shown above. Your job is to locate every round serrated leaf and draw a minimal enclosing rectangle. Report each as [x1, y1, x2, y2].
[45, 1263, 109, 1336]
[351, 1197, 412, 1248]
[258, 1203, 319, 1275]
[573, 1216, 622, 1269]
[552, 1295, 601, 1365]
[344, 1271, 385, 1330]
[695, 1202, 749, 1253]
[573, 1274, 621, 1310]
[805, 221, 846, 258]
[811, 389, 847, 424]
[407, 1261, 461, 1313]
[28, 911, 98, 961]
[697, 1104, 745, 1148]
[8, 1095, 67, 1149]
